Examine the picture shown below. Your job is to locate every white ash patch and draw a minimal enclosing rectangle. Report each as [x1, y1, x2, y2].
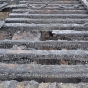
[11, 30, 41, 50]
[12, 30, 41, 41]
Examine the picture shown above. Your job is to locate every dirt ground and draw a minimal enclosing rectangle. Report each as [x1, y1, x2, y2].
[0, 12, 9, 20]
[0, 12, 10, 40]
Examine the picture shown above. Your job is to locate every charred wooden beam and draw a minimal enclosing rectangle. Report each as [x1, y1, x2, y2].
[6, 4, 85, 10]
[0, 49, 87, 62]
[5, 18, 88, 24]
[9, 13, 88, 19]
[0, 64, 88, 80]
[19, 1, 80, 4]
[0, 40, 88, 50]
[52, 30, 88, 40]
[2, 23, 88, 31]
[12, 9, 87, 14]
[80, 0, 88, 11]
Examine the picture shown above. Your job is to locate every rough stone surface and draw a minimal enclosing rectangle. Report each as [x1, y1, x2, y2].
[0, 81, 88, 88]
[11, 45, 26, 50]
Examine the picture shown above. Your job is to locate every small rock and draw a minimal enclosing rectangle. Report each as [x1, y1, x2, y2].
[25, 80, 39, 88]
[38, 83, 50, 88]
[58, 83, 73, 88]
[57, 83, 82, 88]
[11, 45, 27, 50]
[11, 45, 18, 50]
[4, 80, 17, 88]
[59, 60, 69, 65]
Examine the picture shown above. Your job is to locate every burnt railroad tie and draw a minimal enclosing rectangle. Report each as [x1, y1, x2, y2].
[0, 0, 88, 87]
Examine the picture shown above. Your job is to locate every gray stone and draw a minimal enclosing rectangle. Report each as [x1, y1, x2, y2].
[57, 83, 88, 88]
[25, 80, 39, 88]
[4, 80, 17, 88]
[48, 82, 57, 88]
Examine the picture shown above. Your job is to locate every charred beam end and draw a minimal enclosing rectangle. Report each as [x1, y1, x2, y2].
[0, 49, 88, 61]
[0, 64, 88, 80]
[0, 0, 15, 11]
[0, 2, 8, 11]
[80, 0, 88, 11]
